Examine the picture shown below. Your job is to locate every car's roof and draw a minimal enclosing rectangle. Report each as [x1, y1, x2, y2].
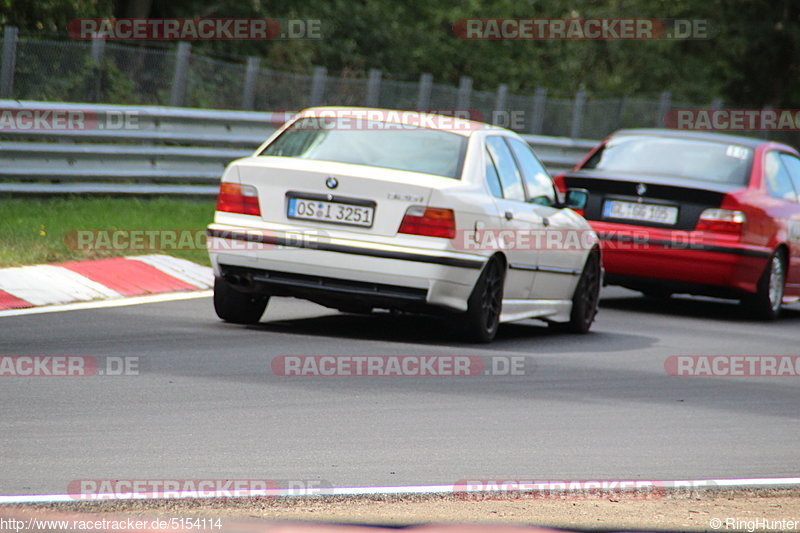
[295, 106, 502, 136]
[609, 128, 774, 148]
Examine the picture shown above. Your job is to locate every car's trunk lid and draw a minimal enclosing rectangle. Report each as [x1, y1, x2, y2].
[235, 156, 442, 237]
[563, 169, 744, 231]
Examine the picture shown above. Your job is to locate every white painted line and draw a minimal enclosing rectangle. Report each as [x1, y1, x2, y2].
[126, 255, 213, 289]
[0, 290, 212, 318]
[0, 494, 75, 503]
[2, 478, 800, 504]
[0, 265, 121, 306]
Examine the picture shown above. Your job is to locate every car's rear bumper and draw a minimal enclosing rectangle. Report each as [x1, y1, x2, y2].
[591, 221, 771, 296]
[207, 223, 488, 312]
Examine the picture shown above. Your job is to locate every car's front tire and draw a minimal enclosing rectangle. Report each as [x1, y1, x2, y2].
[744, 250, 786, 321]
[460, 257, 505, 343]
[213, 277, 269, 324]
[550, 251, 601, 334]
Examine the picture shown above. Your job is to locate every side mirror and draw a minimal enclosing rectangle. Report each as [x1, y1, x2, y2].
[563, 188, 589, 210]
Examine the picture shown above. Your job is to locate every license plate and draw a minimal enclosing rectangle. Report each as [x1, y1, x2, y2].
[288, 197, 374, 227]
[603, 200, 678, 225]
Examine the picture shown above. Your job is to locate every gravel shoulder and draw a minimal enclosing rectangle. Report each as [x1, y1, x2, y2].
[4, 489, 800, 532]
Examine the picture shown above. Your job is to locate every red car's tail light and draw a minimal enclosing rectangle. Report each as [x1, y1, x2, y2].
[216, 182, 261, 216]
[696, 208, 746, 234]
[398, 206, 456, 238]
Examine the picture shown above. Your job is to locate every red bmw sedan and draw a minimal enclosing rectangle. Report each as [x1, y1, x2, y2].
[556, 129, 800, 319]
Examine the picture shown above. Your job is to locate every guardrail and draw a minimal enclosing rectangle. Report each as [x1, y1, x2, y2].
[0, 100, 597, 196]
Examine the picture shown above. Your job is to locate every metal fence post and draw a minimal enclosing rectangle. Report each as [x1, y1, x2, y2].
[169, 42, 191, 107]
[456, 76, 472, 110]
[0, 26, 19, 99]
[89, 36, 106, 102]
[492, 84, 508, 125]
[570, 90, 586, 138]
[365, 68, 382, 107]
[416, 73, 433, 110]
[656, 91, 672, 127]
[309, 66, 327, 107]
[90, 36, 105, 64]
[614, 95, 628, 130]
[760, 105, 773, 139]
[241, 56, 260, 110]
[529, 87, 548, 134]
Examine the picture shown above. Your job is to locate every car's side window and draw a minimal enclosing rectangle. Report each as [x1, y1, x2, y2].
[505, 138, 556, 206]
[484, 147, 504, 199]
[764, 151, 798, 202]
[485, 136, 526, 202]
[778, 153, 800, 204]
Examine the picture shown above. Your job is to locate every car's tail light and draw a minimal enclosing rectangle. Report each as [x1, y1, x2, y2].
[216, 182, 261, 216]
[398, 206, 456, 238]
[696, 208, 746, 234]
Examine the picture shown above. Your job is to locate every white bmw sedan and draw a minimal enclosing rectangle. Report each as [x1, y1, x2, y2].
[207, 107, 601, 342]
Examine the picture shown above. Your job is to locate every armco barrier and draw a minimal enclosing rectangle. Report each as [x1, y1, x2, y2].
[0, 100, 597, 196]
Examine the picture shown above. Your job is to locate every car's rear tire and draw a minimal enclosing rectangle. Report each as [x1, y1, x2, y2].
[460, 257, 504, 343]
[213, 277, 269, 324]
[550, 251, 601, 334]
[743, 250, 785, 321]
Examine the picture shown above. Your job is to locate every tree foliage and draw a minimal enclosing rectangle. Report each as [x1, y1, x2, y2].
[1, 0, 797, 106]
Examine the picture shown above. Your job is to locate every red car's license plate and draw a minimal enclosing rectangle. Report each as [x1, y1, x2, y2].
[603, 200, 678, 225]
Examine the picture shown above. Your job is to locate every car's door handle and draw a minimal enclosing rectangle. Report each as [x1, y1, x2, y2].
[542, 217, 550, 227]
[504, 211, 514, 220]
[473, 220, 485, 242]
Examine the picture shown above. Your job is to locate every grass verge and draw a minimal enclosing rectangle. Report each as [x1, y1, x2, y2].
[0, 197, 215, 267]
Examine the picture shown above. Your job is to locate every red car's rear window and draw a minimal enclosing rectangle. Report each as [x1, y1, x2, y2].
[583, 135, 753, 185]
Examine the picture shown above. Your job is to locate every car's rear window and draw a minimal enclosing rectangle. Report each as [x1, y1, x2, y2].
[582, 135, 754, 185]
[260, 117, 467, 179]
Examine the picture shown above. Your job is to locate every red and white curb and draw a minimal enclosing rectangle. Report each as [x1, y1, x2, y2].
[0, 255, 212, 311]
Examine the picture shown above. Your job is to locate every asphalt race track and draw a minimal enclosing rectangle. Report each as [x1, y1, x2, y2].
[1, 287, 799, 497]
